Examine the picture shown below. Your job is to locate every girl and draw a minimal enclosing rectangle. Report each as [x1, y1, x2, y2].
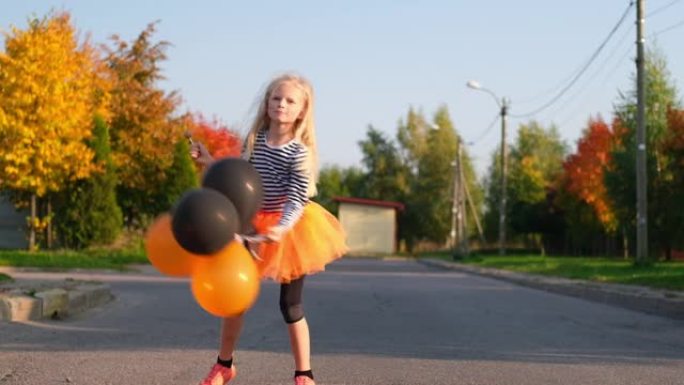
[191, 73, 347, 385]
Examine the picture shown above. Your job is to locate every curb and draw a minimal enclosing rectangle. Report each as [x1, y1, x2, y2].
[420, 258, 684, 321]
[0, 281, 113, 322]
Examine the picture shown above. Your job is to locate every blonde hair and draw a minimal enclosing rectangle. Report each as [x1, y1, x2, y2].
[243, 73, 319, 197]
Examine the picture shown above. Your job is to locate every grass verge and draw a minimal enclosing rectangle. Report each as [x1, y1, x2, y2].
[0, 248, 148, 271]
[419, 251, 684, 291]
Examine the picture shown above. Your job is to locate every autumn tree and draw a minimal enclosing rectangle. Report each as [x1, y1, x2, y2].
[660, 108, 684, 254]
[105, 22, 183, 224]
[605, 48, 680, 259]
[506, 121, 566, 253]
[183, 113, 242, 159]
[563, 117, 617, 231]
[0, 12, 108, 249]
[558, 117, 618, 255]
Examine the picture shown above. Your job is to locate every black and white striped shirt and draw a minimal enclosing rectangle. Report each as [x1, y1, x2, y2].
[249, 130, 309, 229]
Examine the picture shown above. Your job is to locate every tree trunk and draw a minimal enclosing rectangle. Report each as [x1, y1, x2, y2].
[29, 194, 36, 251]
[539, 233, 546, 256]
[665, 244, 672, 261]
[622, 227, 629, 260]
[47, 197, 53, 249]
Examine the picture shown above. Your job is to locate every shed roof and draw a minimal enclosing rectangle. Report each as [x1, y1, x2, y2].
[333, 196, 405, 211]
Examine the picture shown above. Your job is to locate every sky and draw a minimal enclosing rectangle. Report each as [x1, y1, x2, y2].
[2, 1, 683, 177]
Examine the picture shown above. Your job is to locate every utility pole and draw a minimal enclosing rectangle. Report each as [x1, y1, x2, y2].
[458, 143, 469, 256]
[635, 0, 648, 264]
[463, 175, 486, 245]
[451, 144, 460, 257]
[499, 98, 509, 255]
[465, 80, 508, 255]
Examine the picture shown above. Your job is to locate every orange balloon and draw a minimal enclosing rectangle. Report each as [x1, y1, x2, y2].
[144, 213, 201, 277]
[191, 241, 261, 317]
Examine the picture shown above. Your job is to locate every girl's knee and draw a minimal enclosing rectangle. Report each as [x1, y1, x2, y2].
[279, 299, 304, 323]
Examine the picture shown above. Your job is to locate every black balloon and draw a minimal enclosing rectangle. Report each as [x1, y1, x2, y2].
[171, 188, 239, 255]
[202, 157, 264, 233]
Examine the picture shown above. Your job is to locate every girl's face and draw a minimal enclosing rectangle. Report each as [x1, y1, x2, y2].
[267, 81, 306, 126]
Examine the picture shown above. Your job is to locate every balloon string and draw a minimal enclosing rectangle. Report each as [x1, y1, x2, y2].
[234, 233, 266, 261]
[237, 234, 267, 243]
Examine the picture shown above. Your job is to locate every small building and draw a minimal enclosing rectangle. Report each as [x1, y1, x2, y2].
[0, 196, 27, 249]
[334, 197, 404, 254]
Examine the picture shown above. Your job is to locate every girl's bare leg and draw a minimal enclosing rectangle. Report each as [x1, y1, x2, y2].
[287, 317, 311, 370]
[219, 315, 244, 360]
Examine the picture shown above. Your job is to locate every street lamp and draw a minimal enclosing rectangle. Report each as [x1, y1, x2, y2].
[467, 80, 509, 255]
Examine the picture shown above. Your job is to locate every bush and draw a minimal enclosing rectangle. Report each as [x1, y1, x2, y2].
[54, 116, 123, 248]
[161, 138, 199, 210]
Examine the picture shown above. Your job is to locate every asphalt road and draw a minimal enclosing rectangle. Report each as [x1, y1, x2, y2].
[1, 258, 683, 385]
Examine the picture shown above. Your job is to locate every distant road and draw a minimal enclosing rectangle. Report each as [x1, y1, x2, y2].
[1, 258, 683, 385]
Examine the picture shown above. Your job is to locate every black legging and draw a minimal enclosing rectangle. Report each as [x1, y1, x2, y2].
[279, 276, 305, 323]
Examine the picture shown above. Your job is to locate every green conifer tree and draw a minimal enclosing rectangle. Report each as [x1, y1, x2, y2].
[161, 138, 199, 210]
[55, 116, 123, 248]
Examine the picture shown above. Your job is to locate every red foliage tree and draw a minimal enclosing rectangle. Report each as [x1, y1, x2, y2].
[662, 107, 684, 244]
[562, 117, 617, 231]
[184, 113, 242, 159]
[662, 107, 684, 159]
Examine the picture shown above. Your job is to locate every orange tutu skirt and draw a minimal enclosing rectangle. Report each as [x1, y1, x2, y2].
[252, 202, 348, 283]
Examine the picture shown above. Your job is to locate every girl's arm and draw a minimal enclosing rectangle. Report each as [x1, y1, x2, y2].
[190, 141, 214, 166]
[271, 145, 309, 236]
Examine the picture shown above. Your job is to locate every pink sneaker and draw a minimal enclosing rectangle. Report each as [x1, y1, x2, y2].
[200, 363, 236, 385]
[294, 375, 316, 385]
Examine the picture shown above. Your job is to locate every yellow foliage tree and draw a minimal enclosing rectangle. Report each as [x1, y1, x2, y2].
[105, 23, 184, 223]
[0, 12, 109, 249]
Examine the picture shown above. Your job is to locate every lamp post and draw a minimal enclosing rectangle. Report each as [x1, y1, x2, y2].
[467, 80, 509, 255]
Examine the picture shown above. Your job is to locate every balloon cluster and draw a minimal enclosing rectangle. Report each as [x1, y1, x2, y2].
[144, 158, 264, 317]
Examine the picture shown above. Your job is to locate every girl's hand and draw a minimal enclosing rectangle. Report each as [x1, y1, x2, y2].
[190, 141, 214, 165]
[235, 234, 266, 260]
[265, 225, 287, 242]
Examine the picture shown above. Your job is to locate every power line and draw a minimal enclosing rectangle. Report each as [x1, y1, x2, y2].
[522, 1, 681, 127]
[607, 44, 636, 78]
[552, 24, 635, 126]
[651, 18, 684, 36]
[555, 16, 684, 128]
[509, 1, 635, 119]
[467, 113, 499, 145]
[515, 59, 586, 107]
[555, 12, 684, 129]
[514, 0, 668, 110]
[556, 44, 634, 129]
[648, 0, 683, 17]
